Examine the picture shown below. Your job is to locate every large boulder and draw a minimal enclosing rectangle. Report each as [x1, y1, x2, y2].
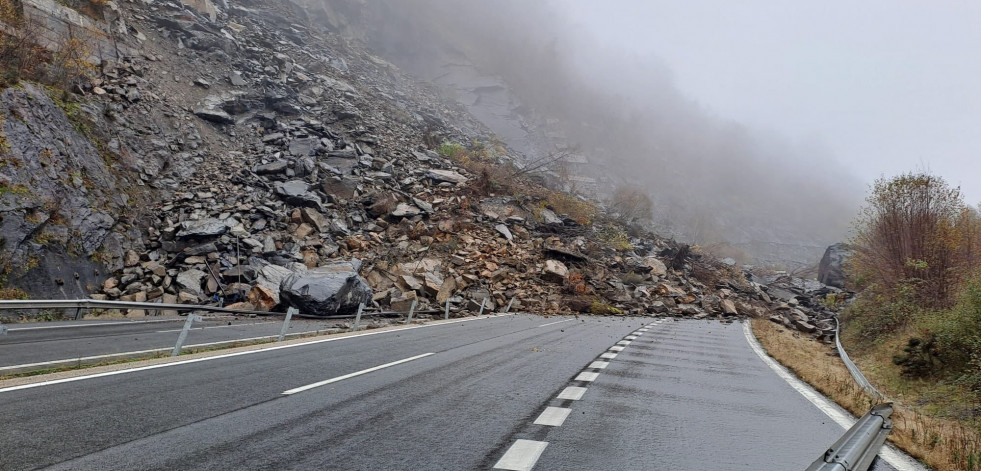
[818, 243, 852, 288]
[177, 218, 228, 238]
[275, 180, 323, 207]
[542, 260, 569, 283]
[279, 260, 372, 316]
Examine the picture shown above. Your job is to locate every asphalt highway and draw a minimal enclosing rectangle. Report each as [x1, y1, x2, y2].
[0, 315, 911, 470]
[0, 316, 342, 370]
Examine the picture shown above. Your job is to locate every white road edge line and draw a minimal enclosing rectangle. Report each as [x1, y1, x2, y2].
[8, 319, 178, 331]
[494, 439, 548, 471]
[599, 352, 617, 360]
[0, 315, 509, 393]
[616, 340, 631, 346]
[625, 335, 638, 340]
[534, 407, 572, 426]
[588, 361, 609, 369]
[557, 386, 587, 400]
[741, 321, 925, 471]
[282, 353, 434, 395]
[538, 319, 574, 327]
[609, 346, 625, 352]
[0, 329, 327, 373]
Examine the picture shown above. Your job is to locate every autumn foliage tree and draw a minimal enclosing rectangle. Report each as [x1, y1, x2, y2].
[608, 186, 654, 225]
[850, 173, 981, 307]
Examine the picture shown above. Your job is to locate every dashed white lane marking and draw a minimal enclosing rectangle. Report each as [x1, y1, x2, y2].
[625, 335, 638, 340]
[282, 353, 434, 395]
[0, 315, 506, 393]
[588, 361, 609, 369]
[538, 319, 574, 328]
[575, 371, 600, 382]
[599, 352, 618, 360]
[638, 328, 649, 332]
[609, 346, 625, 352]
[616, 340, 631, 346]
[534, 406, 572, 426]
[557, 386, 587, 400]
[742, 321, 925, 471]
[494, 439, 549, 471]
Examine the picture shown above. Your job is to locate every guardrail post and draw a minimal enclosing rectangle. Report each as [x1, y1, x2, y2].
[478, 297, 487, 316]
[504, 297, 515, 313]
[352, 302, 364, 332]
[278, 307, 297, 342]
[405, 300, 418, 325]
[444, 299, 450, 320]
[171, 313, 202, 356]
[74, 306, 83, 320]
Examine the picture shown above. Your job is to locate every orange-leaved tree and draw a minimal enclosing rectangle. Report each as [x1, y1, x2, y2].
[850, 172, 981, 308]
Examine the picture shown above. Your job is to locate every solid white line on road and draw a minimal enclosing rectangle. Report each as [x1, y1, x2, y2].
[155, 322, 277, 333]
[616, 340, 631, 346]
[8, 319, 177, 331]
[0, 315, 508, 393]
[588, 361, 609, 369]
[538, 319, 574, 328]
[282, 353, 434, 395]
[494, 439, 548, 471]
[557, 386, 587, 400]
[534, 406, 572, 426]
[575, 371, 599, 382]
[742, 321, 925, 471]
[599, 352, 618, 360]
[609, 346, 625, 352]
[625, 335, 638, 340]
[0, 330, 328, 374]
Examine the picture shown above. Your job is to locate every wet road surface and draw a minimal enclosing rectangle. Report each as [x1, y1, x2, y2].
[0, 315, 913, 470]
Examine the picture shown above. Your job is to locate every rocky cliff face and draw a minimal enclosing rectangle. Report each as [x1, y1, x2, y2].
[0, 0, 847, 341]
[286, 0, 860, 269]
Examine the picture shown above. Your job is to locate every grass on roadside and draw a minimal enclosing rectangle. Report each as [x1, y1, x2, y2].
[752, 318, 981, 471]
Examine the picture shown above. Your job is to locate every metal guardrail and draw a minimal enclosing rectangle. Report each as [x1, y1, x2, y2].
[806, 403, 894, 471]
[0, 299, 277, 318]
[0, 299, 448, 320]
[833, 317, 884, 400]
[0, 296, 506, 365]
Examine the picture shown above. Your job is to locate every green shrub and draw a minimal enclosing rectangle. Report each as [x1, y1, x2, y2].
[927, 277, 981, 372]
[436, 141, 466, 159]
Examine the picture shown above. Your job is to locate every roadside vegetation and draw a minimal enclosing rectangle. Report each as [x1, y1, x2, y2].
[755, 171, 981, 470]
[842, 173, 981, 419]
[753, 318, 981, 471]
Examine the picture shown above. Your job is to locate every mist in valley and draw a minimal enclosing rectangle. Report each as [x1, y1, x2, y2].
[305, 0, 979, 267]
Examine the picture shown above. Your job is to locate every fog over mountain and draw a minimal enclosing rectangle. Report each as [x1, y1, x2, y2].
[304, 0, 970, 266]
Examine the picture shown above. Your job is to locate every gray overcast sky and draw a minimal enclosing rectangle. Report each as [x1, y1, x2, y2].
[560, 1, 981, 203]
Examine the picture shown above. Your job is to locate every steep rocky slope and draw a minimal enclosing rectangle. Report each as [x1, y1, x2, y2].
[0, 0, 845, 340]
